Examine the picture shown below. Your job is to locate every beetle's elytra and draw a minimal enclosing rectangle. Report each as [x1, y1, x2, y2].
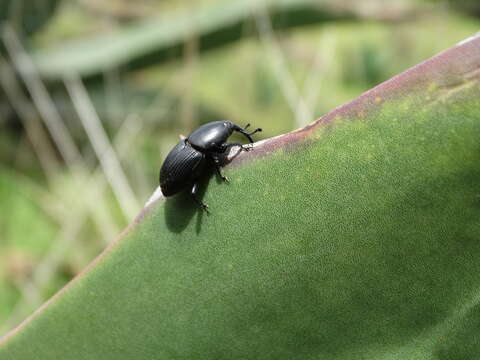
[159, 121, 261, 212]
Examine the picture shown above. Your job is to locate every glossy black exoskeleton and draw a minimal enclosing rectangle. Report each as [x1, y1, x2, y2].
[159, 121, 261, 212]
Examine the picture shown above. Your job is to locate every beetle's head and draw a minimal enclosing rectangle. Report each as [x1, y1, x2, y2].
[221, 121, 237, 137]
[223, 120, 234, 129]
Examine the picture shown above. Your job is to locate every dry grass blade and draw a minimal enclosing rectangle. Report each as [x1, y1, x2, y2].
[251, 0, 313, 127]
[302, 31, 336, 115]
[64, 74, 140, 219]
[0, 56, 60, 180]
[2, 25, 82, 167]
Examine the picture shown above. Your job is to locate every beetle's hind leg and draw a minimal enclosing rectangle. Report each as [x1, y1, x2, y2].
[190, 182, 209, 212]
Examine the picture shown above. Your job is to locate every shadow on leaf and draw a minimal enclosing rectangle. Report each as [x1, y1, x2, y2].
[164, 170, 212, 234]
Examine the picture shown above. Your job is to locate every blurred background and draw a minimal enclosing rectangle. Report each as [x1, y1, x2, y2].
[0, 0, 479, 337]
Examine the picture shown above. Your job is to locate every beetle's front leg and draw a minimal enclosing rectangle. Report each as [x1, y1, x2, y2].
[210, 154, 230, 183]
[216, 143, 253, 165]
[190, 182, 209, 212]
[221, 142, 254, 153]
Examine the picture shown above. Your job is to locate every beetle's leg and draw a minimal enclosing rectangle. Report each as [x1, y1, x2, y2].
[232, 124, 262, 143]
[191, 182, 209, 212]
[210, 154, 230, 182]
[221, 142, 253, 153]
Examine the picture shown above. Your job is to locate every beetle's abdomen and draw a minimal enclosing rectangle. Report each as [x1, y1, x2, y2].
[160, 140, 205, 196]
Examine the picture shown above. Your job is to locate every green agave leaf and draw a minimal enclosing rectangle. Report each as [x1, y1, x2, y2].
[31, 0, 416, 80]
[1, 34, 480, 359]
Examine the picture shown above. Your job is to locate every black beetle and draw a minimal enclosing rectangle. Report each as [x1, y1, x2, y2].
[159, 121, 262, 211]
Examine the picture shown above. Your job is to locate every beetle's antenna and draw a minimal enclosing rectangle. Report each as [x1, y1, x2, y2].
[246, 128, 262, 136]
[236, 127, 262, 143]
[232, 124, 262, 142]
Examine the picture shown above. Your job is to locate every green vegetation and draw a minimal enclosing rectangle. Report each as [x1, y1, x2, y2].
[1, 29, 480, 358]
[1, 0, 480, 356]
